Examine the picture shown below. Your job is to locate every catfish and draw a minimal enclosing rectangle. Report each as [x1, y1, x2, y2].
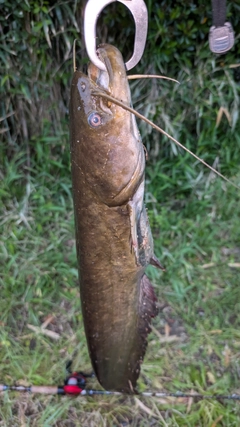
[70, 44, 162, 392]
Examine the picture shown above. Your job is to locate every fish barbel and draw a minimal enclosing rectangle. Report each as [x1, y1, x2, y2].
[70, 44, 162, 392]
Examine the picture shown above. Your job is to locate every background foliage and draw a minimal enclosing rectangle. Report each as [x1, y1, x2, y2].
[1, 0, 240, 425]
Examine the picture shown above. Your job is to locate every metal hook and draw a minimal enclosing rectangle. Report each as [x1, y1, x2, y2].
[84, 0, 148, 71]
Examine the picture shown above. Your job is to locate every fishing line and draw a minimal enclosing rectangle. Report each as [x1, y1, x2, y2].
[92, 89, 240, 191]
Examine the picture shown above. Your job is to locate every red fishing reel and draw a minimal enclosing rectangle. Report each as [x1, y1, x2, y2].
[64, 371, 87, 395]
[63, 361, 94, 395]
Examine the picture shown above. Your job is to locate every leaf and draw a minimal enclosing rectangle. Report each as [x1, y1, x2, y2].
[27, 324, 60, 340]
[216, 106, 231, 127]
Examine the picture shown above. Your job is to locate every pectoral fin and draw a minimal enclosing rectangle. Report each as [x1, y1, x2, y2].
[127, 179, 145, 265]
[127, 200, 140, 265]
[150, 254, 166, 271]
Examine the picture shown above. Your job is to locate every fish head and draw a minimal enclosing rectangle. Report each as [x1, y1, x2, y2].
[70, 44, 145, 206]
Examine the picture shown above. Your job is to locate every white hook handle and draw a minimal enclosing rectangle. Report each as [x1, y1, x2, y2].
[84, 0, 148, 71]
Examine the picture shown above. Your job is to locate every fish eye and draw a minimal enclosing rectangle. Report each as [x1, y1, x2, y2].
[88, 112, 102, 128]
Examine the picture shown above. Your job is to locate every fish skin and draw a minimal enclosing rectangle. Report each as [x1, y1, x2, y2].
[70, 44, 160, 392]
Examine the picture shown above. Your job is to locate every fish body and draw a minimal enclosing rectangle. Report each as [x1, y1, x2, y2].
[70, 44, 160, 392]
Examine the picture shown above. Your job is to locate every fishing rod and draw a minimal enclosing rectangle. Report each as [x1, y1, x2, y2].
[1, 362, 240, 401]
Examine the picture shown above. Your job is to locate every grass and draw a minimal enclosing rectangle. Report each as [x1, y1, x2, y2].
[1, 2, 240, 423]
[1, 115, 240, 425]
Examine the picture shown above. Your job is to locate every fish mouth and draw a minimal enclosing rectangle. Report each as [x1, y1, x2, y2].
[88, 44, 131, 105]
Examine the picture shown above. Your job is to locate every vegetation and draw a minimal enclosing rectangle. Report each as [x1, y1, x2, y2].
[1, 0, 240, 425]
